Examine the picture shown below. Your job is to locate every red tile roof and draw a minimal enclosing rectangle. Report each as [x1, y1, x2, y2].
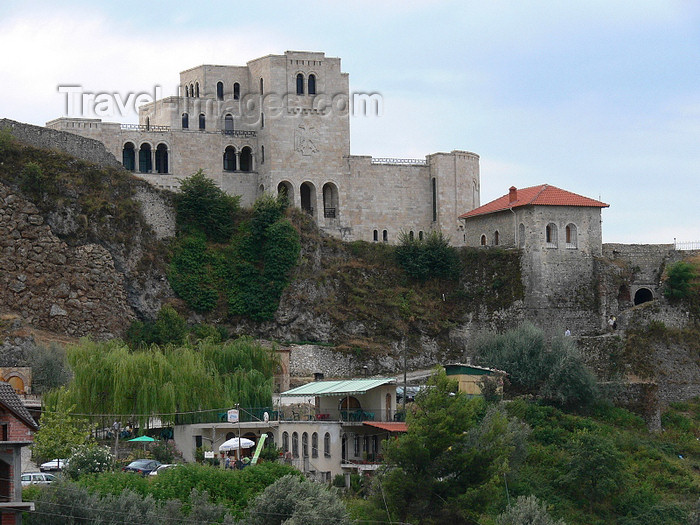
[0, 382, 38, 431]
[363, 421, 407, 432]
[459, 184, 609, 219]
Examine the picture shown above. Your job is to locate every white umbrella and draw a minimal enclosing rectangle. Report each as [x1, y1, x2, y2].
[218, 437, 255, 452]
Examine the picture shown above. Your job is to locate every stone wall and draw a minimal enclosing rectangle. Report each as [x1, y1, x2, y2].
[0, 182, 134, 337]
[1, 119, 122, 169]
[132, 185, 176, 240]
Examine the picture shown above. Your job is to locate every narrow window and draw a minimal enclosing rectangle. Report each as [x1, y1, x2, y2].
[282, 432, 289, 453]
[494, 230, 499, 246]
[239, 146, 252, 172]
[223, 146, 236, 171]
[260, 77, 264, 94]
[216, 81, 224, 100]
[308, 74, 316, 94]
[383, 230, 388, 243]
[138, 143, 152, 173]
[419, 231, 424, 241]
[224, 114, 233, 133]
[261, 112, 264, 128]
[155, 143, 168, 174]
[409, 231, 414, 241]
[122, 142, 135, 171]
[353, 435, 360, 456]
[302, 432, 308, 457]
[373, 230, 378, 242]
[181, 113, 189, 129]
[296, 73, 304, 95]
[190, 83, 194, 98]
[324, 432, 331, 457]
[546, 223, 558, 247]
[199, 113, 205, 130]
[195, 82, 200, 97]
[185, 85, 189, 97]
[312, 433, 318, 458]
[566, 223, 578, 249]
[480, 234, 487, 246]
[432, 178, 437, 222]
[292, 432, 299, 458]
[261, 145, 265, 164]
[233, 82, 240, 100]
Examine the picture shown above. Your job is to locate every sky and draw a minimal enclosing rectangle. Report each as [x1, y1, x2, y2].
[1, 0, 699, 244]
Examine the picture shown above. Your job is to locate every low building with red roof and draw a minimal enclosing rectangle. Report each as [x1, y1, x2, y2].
[459, 184, 608, 255]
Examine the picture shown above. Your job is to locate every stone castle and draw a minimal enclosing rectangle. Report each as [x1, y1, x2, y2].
[47, 50, 480, 244]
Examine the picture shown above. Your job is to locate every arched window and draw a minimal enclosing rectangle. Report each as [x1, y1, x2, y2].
[302, 432, 308, 458]
[311, 432, 318, 458]
[419, 231, 424, 241]
[199, 113, 205, 130]
[239, 146, 252, 172]
[518, 223, 525, 248]
[324, 432, 331, 457]
[185, 85, 189, 97]
[300, 182, 316, 216]
[278, 181, 293, 205]
[259, 77, 264, 94]
[480, 234, 487, 246]
[383, 230, 388, 243]
[195, 82, 200, 97]
[432, 178, 437, 222]
[261, 112, 264, 128]
[155, 143, 168, 174]
[282, 432, 289, 453]
[546, 223, 558, 247]
[138, 143, 152, 173]
[292, 432, 299, 458]
[261, 145, 265, 164]
[373, 230, 378, 242]
[223, 146, 236, 171]
[181, 113, 189, 129]
[565, 223, 578, 249]
[494, 230, 499, 246]
[224, 114, 234, 133]
[122, 142, 135, 171]
[216, 81, 224, 100]
[409, 231, 414, 241]
[308, 74, 316, 95]
[296, 73, 304, 95]
[233, 82, 240, 100]
[322, 182, 338, 218]
[189, 83, 194, 97]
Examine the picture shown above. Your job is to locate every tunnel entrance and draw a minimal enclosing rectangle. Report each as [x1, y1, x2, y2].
[634, 287, 654, 305]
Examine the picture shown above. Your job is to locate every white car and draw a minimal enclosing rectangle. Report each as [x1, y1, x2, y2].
[21, 472, 57, 486]
[149, 463, 178, 476]
[39, 459, 69, 472]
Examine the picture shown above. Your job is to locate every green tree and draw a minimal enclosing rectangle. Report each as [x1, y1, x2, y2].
[245, 474, 351, 525]
[664, 260, 698, 301]
[28, 343, 72, 394]
[496, 495, 566, 525]
[378, 369, 530, 524]
[474, 322, 598, 408]
[64, 444, 114, 480]
[394, 230, 460, 281]
[175, 170, 240, 242]
[32, 397, 92, 464]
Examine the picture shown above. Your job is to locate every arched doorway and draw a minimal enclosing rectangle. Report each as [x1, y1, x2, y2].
[122, 142, 135, 171]
[223, 146, 236, 171]
[278, 181, 293, 206]
[634, 288, 654, 305]
[239, 147, 253, 172]
[300, 182, 316, 217]
[138, 143, 152, 173]
[155, 143, 168, 174]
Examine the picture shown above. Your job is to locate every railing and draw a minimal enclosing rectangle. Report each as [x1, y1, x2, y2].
[371, 157, 426, 166]
[674, 240, 700, 251]
[324, 207, 336, 218]
[120, 124, 170, 132]
[222, 130, 257, 137]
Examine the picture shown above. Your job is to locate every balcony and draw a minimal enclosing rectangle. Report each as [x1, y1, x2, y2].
[221, 130, 257, 137]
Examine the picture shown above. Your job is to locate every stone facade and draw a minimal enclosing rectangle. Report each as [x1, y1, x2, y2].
[46, 50, 480, 244]
[0, 182, 134, 337]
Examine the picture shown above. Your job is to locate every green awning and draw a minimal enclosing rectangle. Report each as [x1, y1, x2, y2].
[280, 378, 396, 397]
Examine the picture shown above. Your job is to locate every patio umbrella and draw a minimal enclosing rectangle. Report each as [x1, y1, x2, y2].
[128, 435, 156, 450]
[218, 437, 255, 453]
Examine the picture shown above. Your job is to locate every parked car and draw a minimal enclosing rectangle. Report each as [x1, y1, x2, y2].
[149, 463, 178, 476]
[39, 459, 69, 472]
[122, 459, 161, 475]
[21, 472, 57, 486]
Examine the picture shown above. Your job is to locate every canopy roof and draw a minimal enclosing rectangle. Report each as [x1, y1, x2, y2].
[363, 421, 407, 432]
[280, 378, 396, 397]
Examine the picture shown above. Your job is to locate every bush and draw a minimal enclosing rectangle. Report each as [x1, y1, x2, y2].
[496, 495, 566, 525]
[394, 230, 460, 281]
[19, 161, 49, 196]
[664, 260, 698, 301]
[64, 444, 114, 480]
[28, 343, 72, 394]
[168, 235, 219, 312]
[151, 439, 178, 464]
[175, 170, 240, 242]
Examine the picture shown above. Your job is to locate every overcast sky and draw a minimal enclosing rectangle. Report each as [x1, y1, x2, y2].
[1, 0, 699, 244]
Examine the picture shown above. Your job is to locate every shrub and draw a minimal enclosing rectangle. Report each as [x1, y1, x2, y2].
[496, 495, 566, 525]
[28, 343, 72, 394]
[168, 234, 219, 312]
[151, 439, 178, 464]
[175, 170, 240, 242]
[19, 161, 49, 196]
[664, 260, 698, 301]
[64, 444, 114, 480]
[394, 230, 460, 281]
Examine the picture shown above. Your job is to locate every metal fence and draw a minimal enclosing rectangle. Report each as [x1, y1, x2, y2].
[674, 240, 700, 251]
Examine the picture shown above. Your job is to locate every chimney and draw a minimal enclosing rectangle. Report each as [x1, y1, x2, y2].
[509, 186, 517, 204]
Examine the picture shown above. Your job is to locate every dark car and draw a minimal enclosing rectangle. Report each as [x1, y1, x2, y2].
[122, 459, 161, 475]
